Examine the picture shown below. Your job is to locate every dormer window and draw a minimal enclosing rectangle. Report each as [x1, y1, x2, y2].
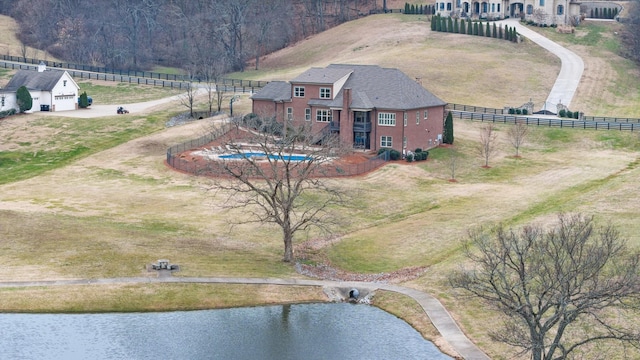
[294, 86, 305, 97]
[320, 87, 331, 99]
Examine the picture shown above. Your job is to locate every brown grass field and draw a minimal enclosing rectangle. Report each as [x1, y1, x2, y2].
[1, 10, 640, 360]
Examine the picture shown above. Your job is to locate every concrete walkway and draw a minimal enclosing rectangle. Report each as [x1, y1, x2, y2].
[498, 19, 584, 111]
[0, 275, 490, 360]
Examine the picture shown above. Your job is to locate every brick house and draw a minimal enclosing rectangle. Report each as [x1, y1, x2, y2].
[251, 64, 447, 153]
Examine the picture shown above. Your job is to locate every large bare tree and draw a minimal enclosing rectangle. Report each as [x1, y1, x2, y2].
[450, 214, 640, 360]
[205, 117, 348, 262]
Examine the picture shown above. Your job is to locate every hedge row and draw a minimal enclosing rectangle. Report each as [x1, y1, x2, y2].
[406, 149, 429, 162]
[591, 7, 618, 19]
[559, 109, 580, 119]
[404, 3, 435, 15]
[431, 15, 519, 42]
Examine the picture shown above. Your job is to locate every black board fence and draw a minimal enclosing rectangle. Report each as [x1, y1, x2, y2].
[450, 110, 639, 131]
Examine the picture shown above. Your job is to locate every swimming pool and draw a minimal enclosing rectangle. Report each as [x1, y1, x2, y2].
[218, 152, 311, 161]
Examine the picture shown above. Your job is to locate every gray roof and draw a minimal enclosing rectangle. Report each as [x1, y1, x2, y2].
[252, 64, 446, 111]
[251, 81, 291, 102]
[290, 67, 353, 84]
[327, 64, 446, 110]
[4, 69, 67, 92]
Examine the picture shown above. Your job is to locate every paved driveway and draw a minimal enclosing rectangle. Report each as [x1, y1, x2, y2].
[499, 19, 584, 111]
[37, 92, 190, 119]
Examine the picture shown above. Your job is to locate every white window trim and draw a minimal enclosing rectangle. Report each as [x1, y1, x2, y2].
[305, 108, 311, 121]
[319, 87, 331, 99]
[294, 86, 305, 98]
[377, 112, 396, 126]
[316, 109, 332, 122]
[380, 135, 392, 148]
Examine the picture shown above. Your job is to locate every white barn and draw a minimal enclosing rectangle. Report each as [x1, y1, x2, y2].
[0, 62, 80, 113]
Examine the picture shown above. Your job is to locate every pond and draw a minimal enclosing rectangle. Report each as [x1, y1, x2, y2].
[0, 303, 452, 360]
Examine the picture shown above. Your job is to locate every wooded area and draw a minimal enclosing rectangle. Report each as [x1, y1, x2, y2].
[0, 0, 380, 72]
[0, 0, 637, 73]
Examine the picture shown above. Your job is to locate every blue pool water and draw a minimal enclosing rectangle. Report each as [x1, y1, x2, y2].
[219, 152, 310, 161]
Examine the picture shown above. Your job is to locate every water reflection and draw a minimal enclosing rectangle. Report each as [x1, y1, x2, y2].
[0, 303, 452, 359]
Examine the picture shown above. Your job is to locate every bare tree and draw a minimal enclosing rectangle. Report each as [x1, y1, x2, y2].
[532, 8, 548, 24]
[205, 117, 348, 262]
[477, 123, 498, 168]
[507, 121, 528, 157]
[450, 214, 640, 360]
[621, 1, 640, 63]
[179, 71, 198, 118]
[212, 0, 255, 72]
[446, 147, 461, 182]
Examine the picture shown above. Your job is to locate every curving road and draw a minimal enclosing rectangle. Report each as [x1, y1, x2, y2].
[499, 18, 584, 111]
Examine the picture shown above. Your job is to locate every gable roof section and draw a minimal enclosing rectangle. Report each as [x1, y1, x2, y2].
[251, 81, 292, 102]
[4, 69, 67, 92]
[251, 64, 446, 110]
[327, 64, 446, 110]
[290, 67, 353, 84]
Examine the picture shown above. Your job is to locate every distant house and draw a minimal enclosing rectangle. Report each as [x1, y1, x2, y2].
[436, 0, 581, 26]
[251, 64, 447, 153]
[0, 62, 80, 112]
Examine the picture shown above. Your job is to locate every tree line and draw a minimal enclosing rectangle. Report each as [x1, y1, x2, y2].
[0, 0, 379, 73]
[620, 2, 640, 64]
[431, 15, 520, 42]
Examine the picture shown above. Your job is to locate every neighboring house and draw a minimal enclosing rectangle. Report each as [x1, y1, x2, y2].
[251, 64, 447, 153]
[435, 0, 581, 25]
[0, 62, 80, 112]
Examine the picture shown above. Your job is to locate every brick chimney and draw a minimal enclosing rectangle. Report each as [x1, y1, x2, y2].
[340, 88, 353, 146]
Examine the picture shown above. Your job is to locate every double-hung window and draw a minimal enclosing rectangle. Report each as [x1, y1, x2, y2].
[381, 136, 392, 148]
[378, 112, 396, 126]
[319, 88, 331, 99]
[424, 110, 429, 119]
[305, 108, 311, 121]
[287, 107, 293, 121]
[294, 86, 305, 97]
[316, 109, 332, 122]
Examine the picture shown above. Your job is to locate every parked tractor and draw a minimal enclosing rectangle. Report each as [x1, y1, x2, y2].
[117, 106, 129, 114]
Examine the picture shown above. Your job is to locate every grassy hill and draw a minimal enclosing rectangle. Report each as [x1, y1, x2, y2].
[233, 14, 639, 117]
[1, 11, 640, 360]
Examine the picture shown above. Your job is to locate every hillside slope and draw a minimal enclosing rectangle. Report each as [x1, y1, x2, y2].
[237, 14, 639, 116]
[240, 14, 560, 109]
